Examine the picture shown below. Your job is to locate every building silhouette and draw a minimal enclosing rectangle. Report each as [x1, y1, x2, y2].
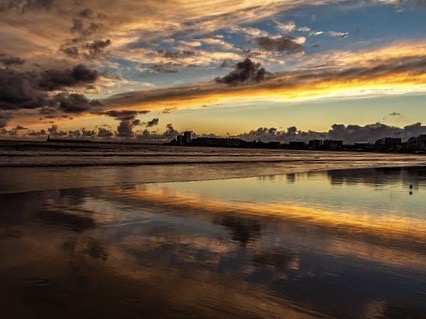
[374, 137, 402, 151]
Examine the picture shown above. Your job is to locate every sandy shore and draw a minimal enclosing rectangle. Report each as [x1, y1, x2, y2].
[0, 150, 425, 194]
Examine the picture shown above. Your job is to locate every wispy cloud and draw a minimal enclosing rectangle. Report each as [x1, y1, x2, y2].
[104, 43, 426, 111]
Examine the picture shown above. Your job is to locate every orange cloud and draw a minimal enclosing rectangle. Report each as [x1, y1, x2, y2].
[104, 53, 426, 112]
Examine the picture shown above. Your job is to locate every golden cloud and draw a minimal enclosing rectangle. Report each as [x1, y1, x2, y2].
[104, 44, 426, 112]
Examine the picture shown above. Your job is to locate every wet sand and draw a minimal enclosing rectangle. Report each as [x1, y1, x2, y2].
[1, 142, 425, 195]
[0, 167, 425, 319]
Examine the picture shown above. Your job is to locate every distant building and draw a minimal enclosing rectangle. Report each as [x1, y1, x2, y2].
[407, 137, 418, 152]
[183, 131, 192, 144]
[375, 137, 402, 151]
[190, 137, 247, 147]
[323, 139, 343, 150]
[308, 139, 323, 149]
[354, 142, 374, 151]
[289, 141, 306, 149]
[418, 135, 426, 151]
[176, 135, 184, 144]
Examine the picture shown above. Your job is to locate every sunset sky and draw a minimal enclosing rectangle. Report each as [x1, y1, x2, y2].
[1, 0, 426, 138]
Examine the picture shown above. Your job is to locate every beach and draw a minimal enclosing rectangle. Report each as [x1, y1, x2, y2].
[0, 143, 425, 318]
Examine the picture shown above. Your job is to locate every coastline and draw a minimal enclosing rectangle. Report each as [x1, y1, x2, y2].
[1, 158, 425, 195]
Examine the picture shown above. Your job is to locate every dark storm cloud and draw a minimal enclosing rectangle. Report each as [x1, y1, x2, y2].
[326, 123, 397, 143]
[27, 129, 47, 136]
[255, 36, 304, 53]
[157, 50, 196, 59]
[236, 126, 325, 143]
[71, 7, 104, 34]
[151, 63, 179, 74]
[55, 93, 103, 113]
[0, 54, 25, 66]
[62, 6, 109, 60]
[236, 122, 426, 144]
[61, 45, 80, 58]
[97, 127, 113, 138]
[0, 112, 12, 128]
[80, 128, 97, 138]
[103, 110, 149, 120]
[38, 64, 99, 90]
[0, 63, 101, 126]
[0, 0, 56, 12]
[71, 19, 101, 36]
[116, 120, 136, 137]
[47, 124, 68, 136]
[164, 123, 179, 137]
[61, 38, 111, 60]
[146, 117, 159, 127]
[215, 58, 267, 85]
[0, 68, 49, 110]
[86, 39, 111, 56]
[135, 123, 184, 142]
[79, 8, 94, 18]
[104, 110, 150, 138]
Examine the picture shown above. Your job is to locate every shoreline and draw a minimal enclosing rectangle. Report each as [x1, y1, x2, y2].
[0, 161, 425, 195]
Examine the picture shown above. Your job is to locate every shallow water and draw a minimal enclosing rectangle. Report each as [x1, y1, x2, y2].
[0, 167, 425, 318]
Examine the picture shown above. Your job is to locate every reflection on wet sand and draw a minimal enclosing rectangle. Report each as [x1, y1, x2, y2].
[0, 167, 425, 319]
[111, 185, 426, 245]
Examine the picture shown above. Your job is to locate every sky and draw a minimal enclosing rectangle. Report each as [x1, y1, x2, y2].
[0, 0, 426, 140]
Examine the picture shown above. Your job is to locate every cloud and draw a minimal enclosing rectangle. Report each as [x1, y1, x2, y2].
[382, 111, 405, 121]
[104, 110, 149, 120]
[150, 63, 179, 74]
[146, 117, 159, 128]
[116, 120, 136, 137]
[0, 63, 105, 128]
[0, 68, 49, 111]
[162, 107, 177, 114]
[215, 58, 268, 85]
[104, 109, 150, 137]
[235, 122, 426, 144]
[104, 44, 426, 112]
[202, 38, 234, 51]
[61, 39, 111, 60]
[27, 129, 47, 136]
[0, 54, 25, 66]
[157, 50, 195, 59]
[298, 26, 311, 32]
[1, 0, 425, 129]
[229, 26, 269, 38]
[38, 64, 99, 90]
[83, 39, 112, 57]
[97, 127, 113, 138]
[46, 124, 69, 137]
[0, 63, 102, 126]
[275, 20, 296, 33]
[164, 123, 179, 136]
[328, 31, 348, 38]
[0, 0, 56, 12]
[0, 112, 12, 128]
[255, 36, 304, 53]
[0, 0, 334, 68]
[55, 93, 103, 113]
